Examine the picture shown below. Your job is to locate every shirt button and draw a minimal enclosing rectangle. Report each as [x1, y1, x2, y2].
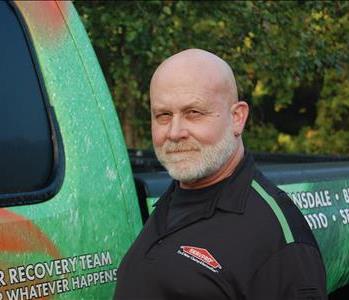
[157, 239, 163, 245]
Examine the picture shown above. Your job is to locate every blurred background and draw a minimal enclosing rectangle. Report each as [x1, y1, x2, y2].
[74, 1, 349, 155]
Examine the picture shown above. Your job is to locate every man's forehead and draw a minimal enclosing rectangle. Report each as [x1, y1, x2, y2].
[150, 64, 229, 103]
[152, 55, 229, 85]
[150, 49, 238, 104]
[151, 96, 211, 112]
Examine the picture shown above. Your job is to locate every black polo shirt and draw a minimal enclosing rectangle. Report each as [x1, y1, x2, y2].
[115, 153, 327, 300]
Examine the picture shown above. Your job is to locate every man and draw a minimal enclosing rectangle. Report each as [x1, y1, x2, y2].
[115, 49, 327, 299]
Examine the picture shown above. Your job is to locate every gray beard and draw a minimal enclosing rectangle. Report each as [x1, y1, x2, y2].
[154, 127, 238, 183]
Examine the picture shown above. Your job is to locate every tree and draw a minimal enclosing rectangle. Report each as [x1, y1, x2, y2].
[74, 1, 349, 154]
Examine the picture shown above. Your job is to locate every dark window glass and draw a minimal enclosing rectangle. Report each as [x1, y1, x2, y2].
[0, 2, 53, 194]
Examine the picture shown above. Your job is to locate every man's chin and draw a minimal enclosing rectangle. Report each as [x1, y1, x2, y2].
[168, 171, 200, 183]
[164, 152, 197, 161]
[163, 163, 188, 175]
[166, 162, 223, 183]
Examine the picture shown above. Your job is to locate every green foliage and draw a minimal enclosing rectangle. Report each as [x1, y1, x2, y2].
[295, 68, 349, 154]
[74, 1, 349, 154]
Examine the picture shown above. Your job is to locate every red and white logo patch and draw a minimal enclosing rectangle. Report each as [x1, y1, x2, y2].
[177, 245, 222, 273]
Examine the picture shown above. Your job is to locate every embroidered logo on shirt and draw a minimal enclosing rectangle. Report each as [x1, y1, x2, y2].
[177, 245, 222, 273]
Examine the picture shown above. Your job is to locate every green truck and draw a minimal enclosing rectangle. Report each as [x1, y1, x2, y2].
[0, 1, 348, 299]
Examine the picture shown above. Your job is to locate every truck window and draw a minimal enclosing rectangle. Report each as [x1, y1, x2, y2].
[0, 2, 61, 200]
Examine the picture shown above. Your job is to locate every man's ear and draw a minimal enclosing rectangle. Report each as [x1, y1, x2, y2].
[230, 101, 249, 136]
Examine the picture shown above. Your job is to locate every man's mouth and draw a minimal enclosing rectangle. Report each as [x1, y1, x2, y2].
[166, 149, 197, 154]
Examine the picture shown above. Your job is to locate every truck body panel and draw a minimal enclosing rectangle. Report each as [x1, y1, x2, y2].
[0, 1, 141, 299]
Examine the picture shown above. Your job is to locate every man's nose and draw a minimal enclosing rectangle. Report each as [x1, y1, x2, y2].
[167, 116, 189, 142]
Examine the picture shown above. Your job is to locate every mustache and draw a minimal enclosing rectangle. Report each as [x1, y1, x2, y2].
[163, 141, 201, 153]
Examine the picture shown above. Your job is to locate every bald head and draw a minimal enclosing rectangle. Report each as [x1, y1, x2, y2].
[150, 49, 238, 107]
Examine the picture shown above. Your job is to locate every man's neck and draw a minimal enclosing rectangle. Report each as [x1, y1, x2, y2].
[179, 144, 245, 190]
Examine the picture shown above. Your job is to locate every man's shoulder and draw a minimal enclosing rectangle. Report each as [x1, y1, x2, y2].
[248, 169, 319, 249]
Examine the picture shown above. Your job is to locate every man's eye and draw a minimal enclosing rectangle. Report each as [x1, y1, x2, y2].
[187, 110, 202, 117]
[157, 113, 170, 118]
[156, 113, 171, 122]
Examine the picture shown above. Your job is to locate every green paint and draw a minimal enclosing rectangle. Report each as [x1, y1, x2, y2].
[251, 180, 295, 244]
[280, 179, 349, 293]
[1, 2, 142, 299]
[146, 197, 159, 214]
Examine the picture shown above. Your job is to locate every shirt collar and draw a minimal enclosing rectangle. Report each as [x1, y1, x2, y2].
[154, 151, 255, 214]
[152, 152, 255, 237]
[215, 151, 255, 213]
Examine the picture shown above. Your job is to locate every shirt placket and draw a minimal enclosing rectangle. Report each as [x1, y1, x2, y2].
[144, 191, 219, 261]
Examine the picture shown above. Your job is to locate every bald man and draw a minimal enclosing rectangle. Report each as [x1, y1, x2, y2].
[115, 49, 327, 300]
